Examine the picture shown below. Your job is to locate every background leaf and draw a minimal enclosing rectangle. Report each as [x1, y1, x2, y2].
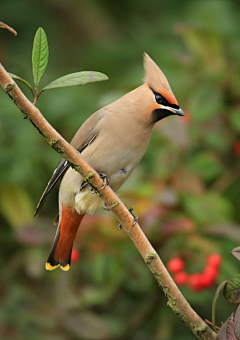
[42, 71, 108, 91]
[0, 184, 34, 229]
[32, 27, 49, 87]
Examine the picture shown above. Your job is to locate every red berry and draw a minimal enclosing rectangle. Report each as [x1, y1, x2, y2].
[202, 265, 218, 288]
[188, 273, 205, 292]
[203, 265, 219, 278]
[207, 254, 222, 268]
[167, 258, 185, 273]
[234, 140, 240, 156]
[174, 271, 188, 285]
[71, 248, 80, 263]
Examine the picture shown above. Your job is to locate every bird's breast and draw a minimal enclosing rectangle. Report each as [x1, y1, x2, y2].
[59, 111, 153, 213]
[75, 189, 104, 214]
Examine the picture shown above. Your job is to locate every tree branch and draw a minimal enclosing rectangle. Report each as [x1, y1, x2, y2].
[0, 62, 217, 340]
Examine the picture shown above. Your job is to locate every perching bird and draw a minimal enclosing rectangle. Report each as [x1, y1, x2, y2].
[35, 53, 184, 271]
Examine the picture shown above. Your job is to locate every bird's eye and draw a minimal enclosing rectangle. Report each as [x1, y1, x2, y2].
[155, 93, 163, 104]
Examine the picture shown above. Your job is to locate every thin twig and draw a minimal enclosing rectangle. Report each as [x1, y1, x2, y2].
[0, 62, 217, 340]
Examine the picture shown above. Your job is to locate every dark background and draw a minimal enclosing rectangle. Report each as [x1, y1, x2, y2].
[1, 1, 240, 339]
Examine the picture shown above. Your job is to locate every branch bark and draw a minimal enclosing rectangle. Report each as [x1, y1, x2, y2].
[0, 62, 217, 340]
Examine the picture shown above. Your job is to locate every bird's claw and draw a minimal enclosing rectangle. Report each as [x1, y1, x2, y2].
[89, 172, 109, 194]
[98, 172, 109, 191]
[80, 181, 88, 190]
[118, 206, 139, 230]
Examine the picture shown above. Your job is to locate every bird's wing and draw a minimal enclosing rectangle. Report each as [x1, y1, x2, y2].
[34, 109, 105, 217]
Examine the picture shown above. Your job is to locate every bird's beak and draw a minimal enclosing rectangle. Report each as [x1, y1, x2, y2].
[173, 107, 185, 116]
[160, 105, 185, 116]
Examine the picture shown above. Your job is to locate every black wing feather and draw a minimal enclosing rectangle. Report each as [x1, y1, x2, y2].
[34, 132, 98, 217]
[34, 159, 70, 217]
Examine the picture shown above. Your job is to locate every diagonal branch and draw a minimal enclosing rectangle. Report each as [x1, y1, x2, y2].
[0, 62, 216, 340]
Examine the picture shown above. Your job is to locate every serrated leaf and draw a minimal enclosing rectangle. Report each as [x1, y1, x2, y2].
[217, 314, 236, 340]
[0, 21, 17, 36]
[224, 275, 240, 304]
[234, 304, 240, 339]
[232, 247, 240, 262]
[8, 72, 33, 92]
[212, 280, 228, 332]
[227, 315, 237, 340]
[32, 27, 49, 87]
[42, 71, 108, 91]
[216, 318, 228, 340]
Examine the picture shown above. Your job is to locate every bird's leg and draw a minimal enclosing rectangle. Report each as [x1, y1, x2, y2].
[79, 173, 109, 194]
[98, 172, 109, 190]
[80, 181, 88, 190]
[89, 172, 109, 194]
[103, 203, 111, 211]
[118, 206, 139, 230]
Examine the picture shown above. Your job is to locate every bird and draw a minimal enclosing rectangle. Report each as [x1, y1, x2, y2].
[34, 53, 184, 271]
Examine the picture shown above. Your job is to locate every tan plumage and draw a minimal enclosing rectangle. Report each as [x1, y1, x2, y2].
[144, 53, 177, 103]
[35, 53, 184, 271]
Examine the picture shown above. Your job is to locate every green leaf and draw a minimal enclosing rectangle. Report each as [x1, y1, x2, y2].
[42, 71, 108, 91]
[8, 72, 33, 92]
[183, 192, 233, 225]
[230, 109, 240, 133]
[224, 275, 240, 304]
[0, 184, 34, 229]
[32, 27, 49, 87]
[212, 280, 227, 332]
[0, 21, 17, 36]
[191, 152, 224, 181]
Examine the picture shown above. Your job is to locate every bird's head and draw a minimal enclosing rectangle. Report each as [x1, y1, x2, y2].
[143, 53, 184, 123]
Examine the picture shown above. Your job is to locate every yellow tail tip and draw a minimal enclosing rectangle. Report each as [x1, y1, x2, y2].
[60, 264, 70, 271]
[45, 262, 60, 271]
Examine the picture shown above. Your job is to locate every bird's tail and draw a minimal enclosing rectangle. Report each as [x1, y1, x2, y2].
[46, 205, 84, 271]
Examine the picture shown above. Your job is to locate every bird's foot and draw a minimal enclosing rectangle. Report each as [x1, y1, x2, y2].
[80, 181, 88, 190]
[103, 203, 111, 211]
[89, 172, 109, 194]
[118, 206, 139, 230]
[98, 172, 109, 191]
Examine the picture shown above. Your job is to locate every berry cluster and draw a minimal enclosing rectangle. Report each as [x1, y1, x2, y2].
[167, 254, 222, 292]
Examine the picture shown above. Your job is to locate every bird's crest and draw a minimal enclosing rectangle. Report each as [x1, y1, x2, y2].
[143, 52, 177, 104]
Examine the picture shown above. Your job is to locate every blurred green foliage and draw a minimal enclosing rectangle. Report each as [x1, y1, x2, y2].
[1, 0, 240, 339]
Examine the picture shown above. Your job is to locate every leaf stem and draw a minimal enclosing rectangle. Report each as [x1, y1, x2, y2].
[0, 21, 17, 36]
[212, 281, 227, 332]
